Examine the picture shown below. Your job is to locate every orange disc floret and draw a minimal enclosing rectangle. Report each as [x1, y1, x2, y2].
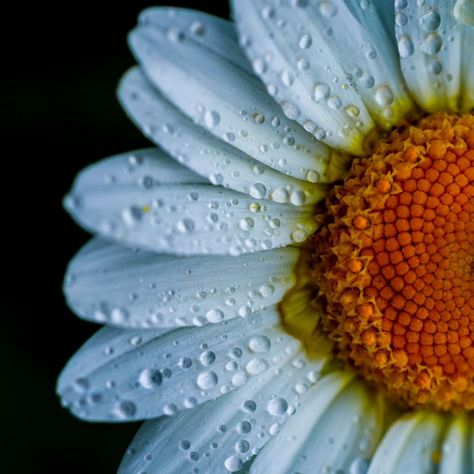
[311, 112, 474, 411]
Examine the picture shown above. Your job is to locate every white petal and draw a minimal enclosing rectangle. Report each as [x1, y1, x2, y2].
[119, 67, 345, 195]
[129, 8, 342, 180]
[439, 414, 470, 474]
[367, 411, 444, 474]
[57, 307, 301, 421]
[65, 149, 319, 256]
[232, 0, 414, 155]
[395, 0, 473, 112]
[460, 22, 474, 110]
[65, 238, 299, 328]
[374, 0, 396, 44]
[119, 351, 330, 473]
[251, 373, 383, 474]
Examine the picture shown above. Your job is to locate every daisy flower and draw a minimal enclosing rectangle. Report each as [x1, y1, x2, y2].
[58, 1, 474, 472]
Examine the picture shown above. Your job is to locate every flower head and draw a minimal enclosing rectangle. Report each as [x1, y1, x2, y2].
[59, 1, 474, 472]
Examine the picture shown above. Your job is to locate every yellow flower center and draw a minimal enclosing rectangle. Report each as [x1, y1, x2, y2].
[311, 112, 474, 411]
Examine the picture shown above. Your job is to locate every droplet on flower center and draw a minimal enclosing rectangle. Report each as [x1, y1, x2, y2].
[309, 112, 474, 411]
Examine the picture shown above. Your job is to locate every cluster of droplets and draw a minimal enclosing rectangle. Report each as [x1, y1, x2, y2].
[58, 310, 304, 423]
[129, 7, 341, 192]
[66, 149, 318, 258]
[125, 68, 335, 191]
[65, 238, 298, 329]
[118, 352, 327, 473]
[395, 1, 444, 76]
[233, 0, 412, 155]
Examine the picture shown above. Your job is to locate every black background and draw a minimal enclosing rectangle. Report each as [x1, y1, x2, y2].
[2, 1, 229, 472]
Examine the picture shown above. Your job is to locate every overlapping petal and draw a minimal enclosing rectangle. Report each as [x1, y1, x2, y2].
[395, 0, 474, 112]
[250, 372, 384, 473]
[118, 351, 330, 473]
[57, 307, 300, 421]
[129, 8, 342, 182]
[119, 68, 340, 199]
[439, 415, 471, 474]
[65, 238, 298, 328]
[367, 411, 444, 474]
[232, 0, 414, 155]
[64, 149, 319, 256]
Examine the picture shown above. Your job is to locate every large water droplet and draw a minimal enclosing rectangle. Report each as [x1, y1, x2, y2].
[138, 368, 163, 389]
[374, 85, 394, 107]
[267, 397, 288, 416]
[419, 10, 441, 31]
[196, 370, 218, 389]
[420, 33, 442, 55]
[204, 110, 221, 128]
[398, 35, 414, 58]
[248, 335, 271, 353]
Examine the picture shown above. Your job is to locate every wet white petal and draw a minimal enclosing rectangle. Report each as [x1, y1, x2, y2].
[367, 411, 444, 474]
[232, 0, 414, 155]
[64, 149, 319, 256]
[129, 8, 340, 180]
[395, 0, 474, 112]
[65, 238, 299, 328]
[439, 414, 470, 474]
[251, 373, 383, 474]
[119, 67, 344, 196]
[460, 21, 474, 110]
[119, 351, 330, 473]
[57, 307, 301, 421]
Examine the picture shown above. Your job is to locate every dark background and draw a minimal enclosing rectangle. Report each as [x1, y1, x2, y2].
[2, 1, 229, 472]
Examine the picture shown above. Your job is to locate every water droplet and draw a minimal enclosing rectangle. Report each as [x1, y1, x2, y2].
[248, 335, 271, 353]
[270, 188, 289, 203]
[177, 218, 195, 233]
[314, 82, 330, 102]
[122, 206, 143, 226]
[179, 439, 191, 451]
[398, 35, 414, 58]
[224, 455, 243, 472]
[197, 370, 219, 389]
[115, 400, 137, 418]
[235, 439, 250, 453]
[138, 368, 163, 389]
[281, 101, 300, 120]
[291, 229, 308, 243]
[345, 105, 360, 118]
[419, 10, 441, 31]
[242, 400, 257, 413]
[267, 397, 288, 416]
[420, 33, 442, 55]
[236, 420, 252, 434]
[204, 110, 221, 128]
[319, 1, 338, 17]
[306, 170, 320, 183]
[199, 350, 216, 366]
[206, 308, 224, 323]
[246, 358, 269, 375]
[374, 85, 394, 107]
[290, 190, 306, 206]
[239, 217, 254, 230]
[166, 28, 184, 43]
[190, 21, 206, 36]
[299, 33, 312, 49]
[178, 357, 193, 369]
[249, 183, 267, 199]
[163, 403, 178, 415]
[349, 457, 369, 474]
